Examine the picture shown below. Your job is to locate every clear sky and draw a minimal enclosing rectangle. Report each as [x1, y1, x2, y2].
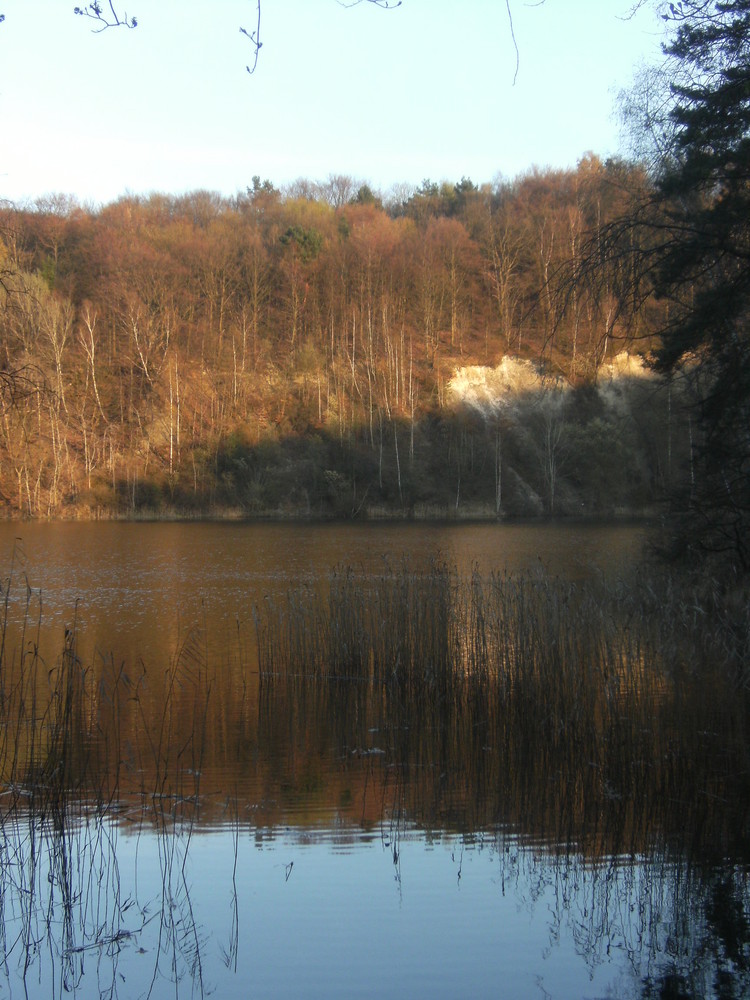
[0, 0, 665, 205]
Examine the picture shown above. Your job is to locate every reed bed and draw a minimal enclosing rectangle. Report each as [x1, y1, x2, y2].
[0, 552, 746, 854]
[0, 573, 212, 826]
[0, 552, 746, 999]
[255, 558, 720, 716]
[256, 559, 750, 856]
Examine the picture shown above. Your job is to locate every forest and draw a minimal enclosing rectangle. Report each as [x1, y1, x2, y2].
[0, 156, 689, 520]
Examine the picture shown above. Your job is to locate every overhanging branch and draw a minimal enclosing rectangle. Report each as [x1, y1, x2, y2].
[73, 3, 137, 32]
[243, 0, 402, 75]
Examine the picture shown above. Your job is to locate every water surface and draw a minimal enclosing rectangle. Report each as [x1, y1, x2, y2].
[0, 520, 645, 666]
[0, 521, 745, 1000]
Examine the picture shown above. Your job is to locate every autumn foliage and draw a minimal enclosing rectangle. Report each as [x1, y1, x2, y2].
[0, 158, 676, 518]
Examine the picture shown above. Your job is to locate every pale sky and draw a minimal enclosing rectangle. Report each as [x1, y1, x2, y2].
[0, 1, 665, 205]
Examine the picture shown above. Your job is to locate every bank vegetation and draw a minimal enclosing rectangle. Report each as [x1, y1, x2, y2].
[0, 158, 687, 520]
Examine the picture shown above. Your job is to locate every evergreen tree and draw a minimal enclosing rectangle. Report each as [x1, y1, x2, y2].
[647, 1, 750, 573]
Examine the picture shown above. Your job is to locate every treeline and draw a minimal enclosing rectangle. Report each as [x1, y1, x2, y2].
[0, 155, 682, 518]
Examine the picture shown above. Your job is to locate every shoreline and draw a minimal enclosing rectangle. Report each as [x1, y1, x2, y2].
[0, 502, 661, 525]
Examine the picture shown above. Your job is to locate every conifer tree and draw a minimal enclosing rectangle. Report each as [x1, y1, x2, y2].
[648, 1, 750, 572]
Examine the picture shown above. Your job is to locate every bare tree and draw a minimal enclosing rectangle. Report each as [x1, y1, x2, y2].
[78, 305, 107, 422]
[321, 174, 359, 209]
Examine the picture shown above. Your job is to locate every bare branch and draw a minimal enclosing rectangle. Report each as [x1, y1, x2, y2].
[0, 366, 47, 407]
[240, 1, 262, 75]
[505, 0, 519, 85]
[73, 3, 137, 33]
[338, 1, 402, 8]
[620, 0, 652, 17]
[243, 0, 401, 75]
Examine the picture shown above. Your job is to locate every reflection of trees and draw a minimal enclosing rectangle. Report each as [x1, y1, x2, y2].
[636, 868, 750, 1000]
[2, 558, 748, 857]
[256, 564, 750, 858]
[0, 558, 749, 995]
[0, 790, 746, 999]
[2, 557, 747, 850]
[250, 562, 750, 990]
[481, 835, 750, 1000]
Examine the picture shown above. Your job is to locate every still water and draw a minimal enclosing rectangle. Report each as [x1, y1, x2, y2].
[0, 521, 745, 1000]
[0, 520, 643, 666]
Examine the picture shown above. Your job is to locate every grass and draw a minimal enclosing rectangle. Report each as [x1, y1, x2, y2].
[0, 567, 211, 824]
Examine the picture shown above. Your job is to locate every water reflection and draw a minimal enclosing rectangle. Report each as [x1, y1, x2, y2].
[0, 808, 219, 999]
[1, 806, 747, 999]
[0, 520, 646, 669]
[0, 524, 747, 998]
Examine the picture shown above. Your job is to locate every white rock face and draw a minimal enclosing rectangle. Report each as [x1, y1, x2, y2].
[602, 352, 654, 380]
[447, 357, 552, 417]
[447, 353, 652, 418]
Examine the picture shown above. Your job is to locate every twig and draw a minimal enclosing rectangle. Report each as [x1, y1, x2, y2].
[73, 3, 137, 33]
[505, 0, 519, 85]
[241, 1, 262, 75]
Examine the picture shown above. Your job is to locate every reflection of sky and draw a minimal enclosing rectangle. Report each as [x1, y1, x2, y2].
[180, 828, 655, 999]
[0, 523, 733, 998]
[9, 818, 650, 1000]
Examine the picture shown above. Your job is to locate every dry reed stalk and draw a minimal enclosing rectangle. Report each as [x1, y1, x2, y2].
[253, 559, 750, 843]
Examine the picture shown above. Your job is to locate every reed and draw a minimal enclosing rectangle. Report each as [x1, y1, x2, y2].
[255, 559, 750, 855]
[254, 559, 701, 698]
[0, 550, 746, 854]
[0, 552, 747, 997]
[0, 549, 746, 999]
[0, 560, 212, 826]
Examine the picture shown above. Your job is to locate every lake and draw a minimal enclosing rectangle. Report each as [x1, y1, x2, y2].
[0, 520, 644, 667]
[0, 520, 747, 1000]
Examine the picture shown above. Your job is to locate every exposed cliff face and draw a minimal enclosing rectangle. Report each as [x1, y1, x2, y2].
[444, 354, 676, 518]
[447, 353, 654, 417]
[447, 357, 558, 414]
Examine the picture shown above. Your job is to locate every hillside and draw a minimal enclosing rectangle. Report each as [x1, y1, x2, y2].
[0, 158, 683, 519]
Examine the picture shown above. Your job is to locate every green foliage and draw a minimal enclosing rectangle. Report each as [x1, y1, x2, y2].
[351, 184, 381, 208]
[39, 255, 56, 290]
[649, 1, 750, 572]
[249, 175, 277, 197]
[279, 224, 323, 262]
[403, 176, 480, 222]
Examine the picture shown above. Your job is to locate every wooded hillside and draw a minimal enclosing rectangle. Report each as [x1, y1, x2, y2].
[0, 156, 686, 518]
